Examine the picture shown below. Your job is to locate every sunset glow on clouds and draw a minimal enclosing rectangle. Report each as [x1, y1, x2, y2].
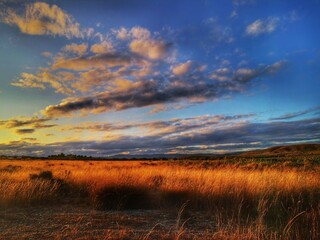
[0, 0, 319, 156]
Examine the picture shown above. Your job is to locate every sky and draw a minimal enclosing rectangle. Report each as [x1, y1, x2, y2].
[0, 0, 319, 156]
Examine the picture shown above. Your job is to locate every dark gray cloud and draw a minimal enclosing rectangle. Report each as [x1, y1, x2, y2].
[233, 60, 286, 82]
[43, 80, 237, 117]
[166, 118, 320, 147]
[0, 117, 56, 129]
[66, 114, 255, 138]
[21, 137, 37, 141]
[1, 117, 319, 156]
[270, 106, 320, 120]
[16, 128, 35, 134]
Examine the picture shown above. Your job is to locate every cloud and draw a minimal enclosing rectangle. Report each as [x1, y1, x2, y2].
[12, 31, 286, 116]
[21, 137, 37, 142]
[16, 128, 35, 134]
[172, 60, 193, 75]
[52, 53, 138, 71]
[5, 24, 168, 99]
[210, 68, 233, 81]
[209, 60, 286, 82]
[1, 117, 319, 156]
[114, 26, 151, 40]
[11, 25, 166, 96]
[90, 40, 113, 54]
[70, 68, 118, 93]
[131, 26, 151, 40]
[246, 17, 280, 36]
[11, 72, 46, 90]
[42, 51, 52, 58]
[63, 43, 88, 56]
[12, 47, 151, 95]
[5, 15, 286, 119]
[233, 60, 287, 82]
[41, 80, 228, 117]
[64, 114, 255, 136]
[0, 116, 56, 129]
[130, 39, 171, 60]
[110, 26, 173, 60]
[11, 71, 75, 95]
[270, 106, 320, 120]
[114, 27, 130, 40]
[1, 2, 83, 38]
[41, 60, 286, 117]
[230, 10, 238, 18]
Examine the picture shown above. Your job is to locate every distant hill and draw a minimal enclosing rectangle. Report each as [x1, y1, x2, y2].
[240, 143, 320, 157]
[104, 144, 320, 159]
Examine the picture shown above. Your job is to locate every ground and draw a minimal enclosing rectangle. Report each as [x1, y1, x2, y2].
[0, 204, 217, 239]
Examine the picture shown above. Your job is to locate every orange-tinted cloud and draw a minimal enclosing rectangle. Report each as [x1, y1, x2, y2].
[12, 71, 75, 95]
[130, 39, 170, 60]
[1, 2, 83, 38]
[172, 60, 193, 75]
[0, 116, 56, 129]
[11, 73, 46, 90]
[90, 40, 113, 54]
[63, 43, 88, 56]
[52, 53, 136, 71]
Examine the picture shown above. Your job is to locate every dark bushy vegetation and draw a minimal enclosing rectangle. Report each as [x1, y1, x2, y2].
[47, 153, 94, 160]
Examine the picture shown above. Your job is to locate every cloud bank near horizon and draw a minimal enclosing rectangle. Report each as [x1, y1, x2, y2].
[0, 114, 319, 156]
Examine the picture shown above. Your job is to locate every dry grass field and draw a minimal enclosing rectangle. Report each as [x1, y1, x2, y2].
[0, 155, 319, 239]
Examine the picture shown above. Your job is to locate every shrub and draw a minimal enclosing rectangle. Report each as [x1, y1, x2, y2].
[92, 185, 159, 210]
[30, 171, 54, 180]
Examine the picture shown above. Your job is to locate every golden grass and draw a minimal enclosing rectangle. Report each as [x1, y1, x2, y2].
[0, 159, 319, 239]
[1, 160, 318, 201]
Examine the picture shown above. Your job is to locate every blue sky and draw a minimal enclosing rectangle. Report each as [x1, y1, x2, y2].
[0, 0, 319, 156]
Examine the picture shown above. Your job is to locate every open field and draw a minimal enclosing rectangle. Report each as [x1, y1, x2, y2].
[0, 154, 319, 239]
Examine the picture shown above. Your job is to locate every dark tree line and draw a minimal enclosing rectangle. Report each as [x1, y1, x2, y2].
[47, 153, 94, 160]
